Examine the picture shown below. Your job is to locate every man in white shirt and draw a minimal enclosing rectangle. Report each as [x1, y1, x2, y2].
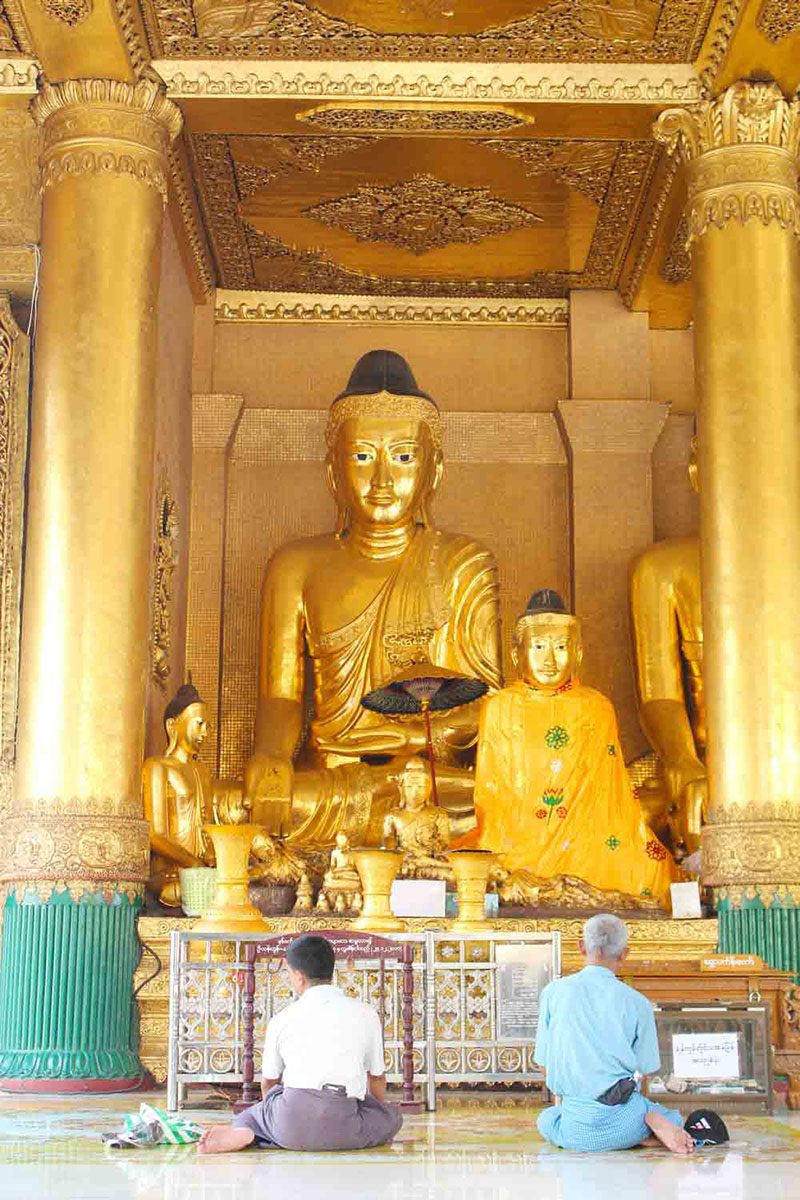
[199, 934, 403, 1153]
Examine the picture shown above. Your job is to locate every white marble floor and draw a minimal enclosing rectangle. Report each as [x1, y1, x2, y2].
[1, 1092, 799, 1200]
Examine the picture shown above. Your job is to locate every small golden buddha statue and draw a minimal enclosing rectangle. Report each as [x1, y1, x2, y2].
[319, 832, 363, 912]
[382, 756, 453, 881]
[142, 683, 224, 907]
[293, 871, 314, 914]
[630, 438, 705, 856]
[473, 591, 679, 909]
[245, 350, 502, 849]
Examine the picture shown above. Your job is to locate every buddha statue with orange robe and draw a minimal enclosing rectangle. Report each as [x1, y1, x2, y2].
[474, 591, 679, 909]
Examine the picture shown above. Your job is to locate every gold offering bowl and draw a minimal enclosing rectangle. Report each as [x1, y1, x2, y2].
[447, 849, 495, 931]
[352, 849, 405, 932]
[194, 824, 270, 934]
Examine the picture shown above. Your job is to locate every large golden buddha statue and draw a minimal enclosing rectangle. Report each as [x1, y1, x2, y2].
[630, 439, 704, 857]
[245, 350, 502, 848]
[473, 591, 679, 909]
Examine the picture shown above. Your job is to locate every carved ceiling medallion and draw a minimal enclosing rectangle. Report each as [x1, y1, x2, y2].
[190, 132, 657, 298]
[298, 104, 531, 135]
[146, 0, 715, 62]
[303, 174, 542, 255]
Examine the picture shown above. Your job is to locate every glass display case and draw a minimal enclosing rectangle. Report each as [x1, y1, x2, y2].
[646, 1003, 773, 1114]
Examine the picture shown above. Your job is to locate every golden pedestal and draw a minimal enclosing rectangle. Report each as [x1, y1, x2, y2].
[448, 850, 495, 931]
[193, 824, 270, 934]
[352, 849, 405, 932]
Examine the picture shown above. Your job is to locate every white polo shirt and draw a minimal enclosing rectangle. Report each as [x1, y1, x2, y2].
[261, 984, 386, 1099]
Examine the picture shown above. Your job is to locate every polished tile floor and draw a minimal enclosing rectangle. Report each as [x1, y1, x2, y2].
[1, 1091, 799, 1199]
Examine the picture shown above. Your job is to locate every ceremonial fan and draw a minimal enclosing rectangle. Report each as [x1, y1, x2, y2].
[361, 663, 488, 806]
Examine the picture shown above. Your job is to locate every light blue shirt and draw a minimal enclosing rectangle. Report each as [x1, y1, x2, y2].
[534, 965, 660, 1100]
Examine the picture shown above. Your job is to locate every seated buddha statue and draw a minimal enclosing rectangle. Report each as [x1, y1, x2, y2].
[245, 350, 502, 849]
[630, 438, 705, 857]
[318, 832, 363, 912]
[473, 591, 679, 909]
[142, 683, 245, 907]
[382, 756, 453, 882]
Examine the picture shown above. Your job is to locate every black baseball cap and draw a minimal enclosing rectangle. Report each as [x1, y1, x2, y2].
[684, 1109, 730, 1146]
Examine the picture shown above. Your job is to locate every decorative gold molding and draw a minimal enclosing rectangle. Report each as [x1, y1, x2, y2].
[167, 141, 215, 296]
[697, 0, 747, 92]
[304, 174, 542, 256]
[655, 81, 800, 244]
[233, 134, 377, 196]
[32, 78, 183, 208]
[215, 289, 569, 326]
[619, 154, 679, 307]
[0, 295, 27, 830]
[0, 58, 37, 91]
[157, 60, 704, 106]
[150, 468, 178, 694]
[297, 102, 532, 135]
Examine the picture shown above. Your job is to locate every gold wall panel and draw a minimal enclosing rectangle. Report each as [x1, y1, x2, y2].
[213, 406, 568, 779]
[145, 0, 715, 63]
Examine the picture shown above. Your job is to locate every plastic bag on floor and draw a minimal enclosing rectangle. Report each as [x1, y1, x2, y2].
[102, 1101, 202, 1148]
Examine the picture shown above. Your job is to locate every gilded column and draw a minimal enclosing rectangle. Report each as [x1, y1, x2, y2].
[655, 82, 800, 969]
[0, 79, 181, 1089]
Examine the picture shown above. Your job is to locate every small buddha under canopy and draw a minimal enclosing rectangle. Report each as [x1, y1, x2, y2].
[382, 755, 453, 882]
[473, 591, 679, 909]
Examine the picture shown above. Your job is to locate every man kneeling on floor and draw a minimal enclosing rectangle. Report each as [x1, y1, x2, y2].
[535, 913, 696, 1155]
[199, 934, 403, 1153]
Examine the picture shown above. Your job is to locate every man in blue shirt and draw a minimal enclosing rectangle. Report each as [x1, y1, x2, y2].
[535, 913, 694, 1154]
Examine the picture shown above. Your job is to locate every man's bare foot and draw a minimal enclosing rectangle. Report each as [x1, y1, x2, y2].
[197, 1126, 255, 1155]
[645, 1111, 695, 1155]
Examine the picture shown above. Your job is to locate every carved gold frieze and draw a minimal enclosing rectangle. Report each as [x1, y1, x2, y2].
[619, 153, 679, 307]
[655, 81, 800, 245]
[756, 0, 800, 44]
[304, 174, 542, 255]
[144, 0, 714, 64]
[159, 60, 704, 105]
[0, 811, 150, 886]
[215, 288, 569, 325]
[150, 470, 178, 693]
[298, 103, 532, 135]
[479, 139, 617, 205]
[703, 821, 800, 888]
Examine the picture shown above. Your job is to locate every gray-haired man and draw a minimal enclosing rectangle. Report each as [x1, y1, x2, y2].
[535, 914, 695, 1154]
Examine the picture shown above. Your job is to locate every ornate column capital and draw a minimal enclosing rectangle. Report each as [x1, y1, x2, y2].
[31, 77, 182, 206]
[654, 80, 800, 243]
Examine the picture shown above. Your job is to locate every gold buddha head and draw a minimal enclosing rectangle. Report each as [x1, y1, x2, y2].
[164, 682, 209, 758]
[326, 350, 443, 532]
[397, 755, 433, 811]
[513, 590, 582, 692]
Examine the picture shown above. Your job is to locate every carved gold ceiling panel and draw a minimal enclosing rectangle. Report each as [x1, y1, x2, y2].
[143, 0, 716, 62]
[189, 130, 658, 299]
